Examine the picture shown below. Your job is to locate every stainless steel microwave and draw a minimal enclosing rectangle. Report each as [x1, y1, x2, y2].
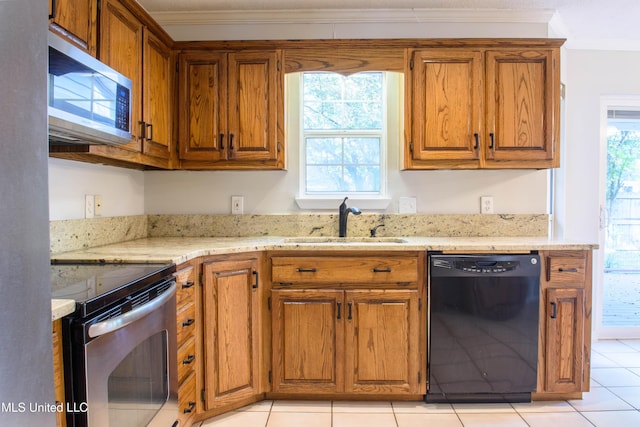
[48, 33, 132, 146]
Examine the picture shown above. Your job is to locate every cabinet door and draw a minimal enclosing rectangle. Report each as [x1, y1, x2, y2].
[271, 289, 344, 393]
[544, 287, 584, 392]
[227, 51, 282, 163]
[178, 52, 228, 162]
[52, 320, 66, 427]
[485, 49, 559, 167]
[409, 49, 483, 168]
[99, 0, 143, 152]
[49, 0, 96, 55]
[344, 290, 421, 394]
[202, 259, 260, 409]
[142, 30, 172, 160]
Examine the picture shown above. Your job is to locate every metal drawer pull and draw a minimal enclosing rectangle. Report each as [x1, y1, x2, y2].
[184, 402, 196, 413]
[558, 268, 579, 273]
[181, 281, 195, 289]
[182, 354, 195, 365]
[373, 267, 392, 273]
[182, 318, 195, 327]
[550, 302, 557, 319]
[348, 302, 353, 320]
[253, 270, 259, 289]
[337, 302, 342, 320]
[473, 133, 479, 149]
[296, 268, 317, 273]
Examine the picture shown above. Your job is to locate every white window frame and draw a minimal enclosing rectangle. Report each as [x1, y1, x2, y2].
[290, 72, 398, 210]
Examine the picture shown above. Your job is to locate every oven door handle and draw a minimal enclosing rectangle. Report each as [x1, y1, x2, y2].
[88, 282, 177, 338]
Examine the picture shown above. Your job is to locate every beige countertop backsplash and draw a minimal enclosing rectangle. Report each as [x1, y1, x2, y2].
[50, 213, 551, 254]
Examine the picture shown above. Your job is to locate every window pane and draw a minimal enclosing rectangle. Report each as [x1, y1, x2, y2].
[344, 165, 380, 192]
[344, 137, 380, 164]
[306, 138, 342, 164]
[306, 165, 344, 192]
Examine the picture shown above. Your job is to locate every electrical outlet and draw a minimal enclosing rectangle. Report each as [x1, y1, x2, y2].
[231, 196, 244, 214]
[94, 195, 102, 216]
[480, 196, 494, 214]
[85, 195, 95, 219]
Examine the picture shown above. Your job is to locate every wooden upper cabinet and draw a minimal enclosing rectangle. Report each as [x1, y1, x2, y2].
[406, 43, 561, 169]
[178, 49, 284, 169]
[485, 49, 559, 167]
[99, 0, 144, 153]
[410, 49, 483, 167]
[142, 30, 173, 161]
[49, 0, 97, 55]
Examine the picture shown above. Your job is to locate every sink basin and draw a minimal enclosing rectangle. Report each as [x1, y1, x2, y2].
[284, 237, 408, 244]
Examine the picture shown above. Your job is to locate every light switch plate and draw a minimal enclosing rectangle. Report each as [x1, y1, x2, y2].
[399, 197, 417, 214]
[231, 196, 244, 214]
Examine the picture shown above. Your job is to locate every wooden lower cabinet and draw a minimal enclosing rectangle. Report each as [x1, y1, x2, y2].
[202, 257, 261, 410]
[52, 319, 66, 427]
[536, 250, 592, 398]
[271, 289, 421, 396]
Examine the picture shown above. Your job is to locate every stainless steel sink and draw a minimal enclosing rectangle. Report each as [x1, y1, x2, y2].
[284, 237, 408, 244]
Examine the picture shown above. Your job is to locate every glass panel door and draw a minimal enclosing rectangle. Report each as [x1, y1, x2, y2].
[598, 97, 640, 338]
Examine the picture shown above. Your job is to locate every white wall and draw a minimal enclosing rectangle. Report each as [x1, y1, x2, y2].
[48, 158, 145, 220]
[561, 49, 640, 243]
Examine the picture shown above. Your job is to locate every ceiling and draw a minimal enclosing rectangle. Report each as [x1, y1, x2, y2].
[137, 0, 640, 50]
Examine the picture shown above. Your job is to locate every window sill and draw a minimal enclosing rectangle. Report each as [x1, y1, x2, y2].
[295, 197, 392, 211]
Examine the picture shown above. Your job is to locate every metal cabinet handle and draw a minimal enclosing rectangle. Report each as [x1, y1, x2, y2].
[184, 401, 196, 414]
[181, 281, 195, 289]
[337, 302, 342, 320]
[473, 133, 479, 149]
[296, 268, 317, 273]
[252, 270, 259, 289]
[373, 267, 392, 273]
[182, 354, 195, 365]
[550, 302, 557, 319]
[182, 318, 195, 327]
[489, 132, 495, 149]
[49, 0, 57, 19]
[146, 123, 153, 141]
[229, 133, 235, 150]
[559, 268, 579, 273]
[219, 133, 224, 150]
[348, 302, 353, 320]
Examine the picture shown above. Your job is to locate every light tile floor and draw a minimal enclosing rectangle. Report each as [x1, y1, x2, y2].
[198, 339, 640, 427]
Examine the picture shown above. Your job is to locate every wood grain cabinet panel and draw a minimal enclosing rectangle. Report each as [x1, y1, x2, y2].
[202, 258, 261, 409]
[406, 43, 561, 169]
[49, 0, 96, 55]
[178, 50, 284, 169]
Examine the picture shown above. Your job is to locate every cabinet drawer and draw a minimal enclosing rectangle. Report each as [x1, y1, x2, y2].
[547, 256, 587, 284]
[175, 266, 196, 308]
[176, 302, 196, 347]
[177, 336, 196, 384]
[272, 256, 418, 284]
[178, 371, 197, 420]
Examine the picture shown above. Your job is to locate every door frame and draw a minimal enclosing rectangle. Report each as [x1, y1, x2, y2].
[596, 95, 640, 339]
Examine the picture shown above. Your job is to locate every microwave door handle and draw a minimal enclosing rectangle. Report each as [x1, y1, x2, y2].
[87, 282, 176, 338]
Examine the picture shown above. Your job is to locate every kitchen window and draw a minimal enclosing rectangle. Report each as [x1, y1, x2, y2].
[291, 71, 400, 210]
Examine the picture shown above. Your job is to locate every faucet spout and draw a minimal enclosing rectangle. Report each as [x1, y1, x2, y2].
[338, 197, 361, 237]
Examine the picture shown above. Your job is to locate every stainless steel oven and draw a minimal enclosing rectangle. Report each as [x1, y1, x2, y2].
[52, 263, 178, 427]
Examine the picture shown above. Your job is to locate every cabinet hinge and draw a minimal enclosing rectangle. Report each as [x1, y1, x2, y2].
[418, 297, 422, 311]
[410, 58, 414, 70]
[201, 388, 206, 403]
[277, 60, 281, 72]
[267, 296, 271, 311]
[277, 141, 282, 153]
[409, 141, 414, 154]
[199, 271, 204, 287]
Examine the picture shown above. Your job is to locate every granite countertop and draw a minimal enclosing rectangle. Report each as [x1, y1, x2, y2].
[52, 298, 75, 321]
[50, 236, 598, 265]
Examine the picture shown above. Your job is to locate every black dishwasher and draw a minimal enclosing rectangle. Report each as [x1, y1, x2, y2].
[426, 253, 540, 403]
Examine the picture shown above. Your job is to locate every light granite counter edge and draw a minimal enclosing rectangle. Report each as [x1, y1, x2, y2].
[52, 299, 75, 321]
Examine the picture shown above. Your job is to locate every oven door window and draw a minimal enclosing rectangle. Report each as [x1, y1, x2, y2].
[108, 330, 169, 426]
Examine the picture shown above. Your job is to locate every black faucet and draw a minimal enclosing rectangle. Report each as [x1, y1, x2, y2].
[338, 197, 361, 237]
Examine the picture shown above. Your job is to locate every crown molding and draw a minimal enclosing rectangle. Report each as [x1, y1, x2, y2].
[150, 8, 556, 26]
